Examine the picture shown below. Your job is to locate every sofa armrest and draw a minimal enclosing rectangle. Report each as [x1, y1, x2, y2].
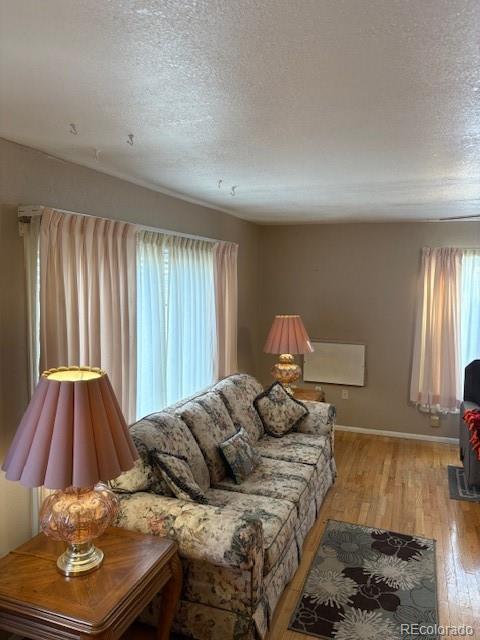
[296, 401, 336, 436]
[115, 492, 264, 572]
[462, 400, 480, 413]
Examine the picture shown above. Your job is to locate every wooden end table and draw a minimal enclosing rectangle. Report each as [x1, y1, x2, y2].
[292, 387, 325, 402]
[0, 527, 182, 640]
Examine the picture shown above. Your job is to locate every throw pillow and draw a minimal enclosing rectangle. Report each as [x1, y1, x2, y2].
[254, 382, 309, 437]
[149, 449, 208, 504]
[219, 426, 262, 484]
[109, 437, 172, 496]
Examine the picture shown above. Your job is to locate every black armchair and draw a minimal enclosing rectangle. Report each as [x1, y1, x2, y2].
[460, 360, 480, 488]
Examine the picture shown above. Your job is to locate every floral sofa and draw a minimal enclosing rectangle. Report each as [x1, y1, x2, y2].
[113, 374, 336, 640]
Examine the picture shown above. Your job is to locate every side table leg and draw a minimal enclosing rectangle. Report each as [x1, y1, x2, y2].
[157, 555, 182, 640]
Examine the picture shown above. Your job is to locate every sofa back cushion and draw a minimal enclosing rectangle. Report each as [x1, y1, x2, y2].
[130, 412, 211, 492]
[178, 392, 238, 483]
[213, 374, 264, 442]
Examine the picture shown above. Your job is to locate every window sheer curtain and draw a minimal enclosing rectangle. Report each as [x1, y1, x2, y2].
[40, 209, 138, 422]
[136, 231, 217, 417]
[410, 247, 462, 412]
[410, 247, 467, 412]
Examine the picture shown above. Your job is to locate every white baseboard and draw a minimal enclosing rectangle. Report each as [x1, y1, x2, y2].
[335, 424, 459, 445]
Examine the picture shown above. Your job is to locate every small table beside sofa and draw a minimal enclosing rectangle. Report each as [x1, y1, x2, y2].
[113, 373, 336, 640]
[0, 527, 181, 640]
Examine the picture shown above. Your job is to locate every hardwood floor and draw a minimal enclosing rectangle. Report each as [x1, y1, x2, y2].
[269, 430, 480, 639]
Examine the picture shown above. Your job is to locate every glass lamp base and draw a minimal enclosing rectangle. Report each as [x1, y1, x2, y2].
[39, 484, 119, 577]
[271, 353, 301, 393]
[57, 541, 104, 576]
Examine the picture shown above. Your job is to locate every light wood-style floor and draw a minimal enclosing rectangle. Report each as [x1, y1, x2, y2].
[127, 430, 480, 639]
[269, 430, 480, 639]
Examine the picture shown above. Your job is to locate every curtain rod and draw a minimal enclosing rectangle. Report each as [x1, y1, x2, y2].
[17, 205, 237, 246]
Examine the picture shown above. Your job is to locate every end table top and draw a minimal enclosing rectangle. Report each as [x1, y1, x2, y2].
[293, 387, 325, 402]
[0, 527, 177, 634]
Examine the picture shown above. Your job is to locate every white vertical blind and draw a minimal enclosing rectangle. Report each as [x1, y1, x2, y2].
[460, 251, 480, 378]
[136, 232, 215, 417]
[136, 231, 169, 417]
[166, 236, 215, 406]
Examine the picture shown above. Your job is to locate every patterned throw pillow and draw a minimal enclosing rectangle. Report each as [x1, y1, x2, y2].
[219, 427, 262, 484]
[109, 438, 172, 496]
[254, 382, 309, 437]
[130, 413, 210, 492]
[149, 449, 208, 504]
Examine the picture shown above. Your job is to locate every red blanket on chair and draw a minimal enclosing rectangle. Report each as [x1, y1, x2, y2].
[463, 410, 480, 460]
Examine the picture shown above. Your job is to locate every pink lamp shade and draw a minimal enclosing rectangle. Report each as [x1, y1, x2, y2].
[2, 366, 138, 490]
[264, 315, 314, 355]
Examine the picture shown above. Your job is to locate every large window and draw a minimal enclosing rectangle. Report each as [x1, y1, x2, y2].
[23, 209, 238, 424]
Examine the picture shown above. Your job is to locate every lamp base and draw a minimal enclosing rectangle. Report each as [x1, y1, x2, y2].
[271, 354, 301, 394]
[39, 484, 119, 577]
[57, 541, 104, 576]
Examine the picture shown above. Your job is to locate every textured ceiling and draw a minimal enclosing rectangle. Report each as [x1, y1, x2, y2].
[1, 0, 479, 223]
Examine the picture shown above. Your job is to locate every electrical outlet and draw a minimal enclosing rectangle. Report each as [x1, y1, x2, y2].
[315, 385, 323, 392]
[341, 389, 349, 400]
[430, 414, 440, 428]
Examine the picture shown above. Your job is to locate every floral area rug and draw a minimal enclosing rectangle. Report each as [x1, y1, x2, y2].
[289, 520, 438, 640]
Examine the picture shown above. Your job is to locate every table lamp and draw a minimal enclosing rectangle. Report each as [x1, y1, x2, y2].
[264, 315, 314, 393]
[2, 366, 138, 576]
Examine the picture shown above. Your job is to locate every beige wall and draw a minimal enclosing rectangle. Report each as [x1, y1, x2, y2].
[0, 137, 262, 554]
[259, 222, 480, 439]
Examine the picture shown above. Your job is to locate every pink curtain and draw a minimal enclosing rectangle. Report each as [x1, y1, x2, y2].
[410, 247, 462, 412]
[213, 241, 238, 379]
[39, 209, 137, 422]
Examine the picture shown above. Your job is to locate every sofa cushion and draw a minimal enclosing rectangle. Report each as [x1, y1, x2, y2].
[254, 383, 308, 437]
[179, 393, 238, 483]
[206, 489, 297, 574]
[255, 433, 333, 513]
[150, 450, 209, 504]
[255, 432, 330, 467]
[130, 413, 210, 492]
[213, 374, 265, 442]
[213, 457, 315, 523]
[219, 427, 262, 484]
